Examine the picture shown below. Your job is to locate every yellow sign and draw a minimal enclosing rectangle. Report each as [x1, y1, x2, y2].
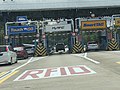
[115, 18, 120, 26]
[81, 20, 106, 30]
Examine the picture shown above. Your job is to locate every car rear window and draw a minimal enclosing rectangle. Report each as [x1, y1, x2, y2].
[88, 41, 97, 44]
[56, 44, 64, 47]
[0, 47, 6, 52]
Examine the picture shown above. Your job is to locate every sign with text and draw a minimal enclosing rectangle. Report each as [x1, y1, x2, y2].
[14, 65, 96, 81]
[115, 18, 120, 26]
[8, 26, 36, 35]
[45, 24, 71, 32]
[16, 16, 28, 22]
[81, 20, 107, 30]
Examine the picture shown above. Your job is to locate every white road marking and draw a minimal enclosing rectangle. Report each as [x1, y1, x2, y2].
[116, 62, 120, 64]
[0, 57, 47, 79]
[71, 53, 84, 57]
[110, 51, 120, 53]
[14, 65, 96, 81]
[72, 53, 100, 64]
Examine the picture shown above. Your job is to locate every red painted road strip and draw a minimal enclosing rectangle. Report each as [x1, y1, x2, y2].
[14, 65, 96, 81]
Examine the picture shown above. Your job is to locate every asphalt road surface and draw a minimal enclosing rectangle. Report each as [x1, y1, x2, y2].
[0, 51, 120, 90]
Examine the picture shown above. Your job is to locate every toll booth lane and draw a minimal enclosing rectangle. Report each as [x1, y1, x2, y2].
[0, 54, 120, 90]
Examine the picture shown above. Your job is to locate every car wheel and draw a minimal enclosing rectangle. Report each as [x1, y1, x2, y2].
[15, 59, 18, 63]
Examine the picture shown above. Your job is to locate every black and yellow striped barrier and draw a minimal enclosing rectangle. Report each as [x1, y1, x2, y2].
[72, 42, 84, 53]
[34, 45, 47, 57]
[107, 39, 119, 51]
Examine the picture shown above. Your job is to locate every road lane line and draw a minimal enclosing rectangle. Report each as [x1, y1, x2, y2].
[11, 57, 33, 72]
[83, 56, 100, 64]
[11, 57, 47, 72]
[0, 57, 47, 84]
[116, 62, 120, 64]
[71, 53, 100, 64]
[0, 72, 6, 77]
[83, 53, 100, 64]
[0, 70, 19, 84]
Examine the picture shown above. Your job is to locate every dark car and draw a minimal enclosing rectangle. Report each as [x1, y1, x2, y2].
[56, 43, 65, 52]
[14, 47, 28, 59]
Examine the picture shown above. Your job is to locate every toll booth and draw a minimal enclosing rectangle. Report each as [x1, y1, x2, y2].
[75, 17, 109, 51]
[107, 14, 120, 50]
[42, 19, 74, 54]
[5, 16, 39, 47]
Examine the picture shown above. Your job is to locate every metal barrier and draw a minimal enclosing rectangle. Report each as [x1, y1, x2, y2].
[72, 42, 84, 53]
[34, 45, 47, 56]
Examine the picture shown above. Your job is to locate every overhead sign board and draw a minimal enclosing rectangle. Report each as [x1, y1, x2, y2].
[115, 18, 120, 26]
[8, 26, 36, 35]
[45, 24, 71, 32]
[81, 20, 107, 30]
[16, 16, 28, 22]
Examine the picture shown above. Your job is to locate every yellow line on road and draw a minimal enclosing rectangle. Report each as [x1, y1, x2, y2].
[0, 72, 7, 77]
[0, 70, 19, 84]
[116, 62, 120, 64]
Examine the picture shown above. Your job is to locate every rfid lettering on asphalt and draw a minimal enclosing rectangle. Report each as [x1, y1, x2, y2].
[14, 65, 96, 81]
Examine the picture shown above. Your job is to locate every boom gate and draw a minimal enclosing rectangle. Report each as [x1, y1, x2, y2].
[107, 14, 120, 50]
[75, 17, 110, 51]
[5, 16, 39, 47]
[42, 19, 74, 54]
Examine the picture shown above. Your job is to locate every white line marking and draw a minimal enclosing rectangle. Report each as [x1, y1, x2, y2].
[0, 57, 47, 79]
[11, 57, 33, 72]
[83, 53, 100, 64]
[71, 53, 100, 64]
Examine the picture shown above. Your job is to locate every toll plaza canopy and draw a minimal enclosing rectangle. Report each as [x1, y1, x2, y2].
[0, 0, 120, 11]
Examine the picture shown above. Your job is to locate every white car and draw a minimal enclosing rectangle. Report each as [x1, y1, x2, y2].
[0, 45, 17, 64]
[87, 41, 99, 50]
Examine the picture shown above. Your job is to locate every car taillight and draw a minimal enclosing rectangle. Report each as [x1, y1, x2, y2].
[6, 47, 8, 52]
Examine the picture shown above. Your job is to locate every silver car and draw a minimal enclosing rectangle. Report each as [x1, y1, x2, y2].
[0, 45, 17, 64]
[87, 41, 99, 50]
[23, 44, 35, 56]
